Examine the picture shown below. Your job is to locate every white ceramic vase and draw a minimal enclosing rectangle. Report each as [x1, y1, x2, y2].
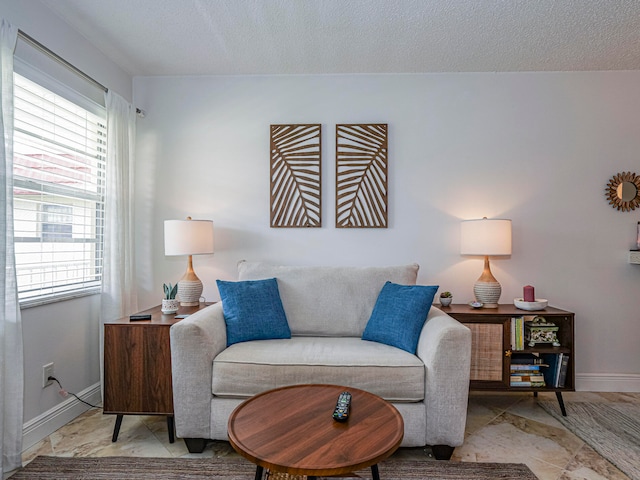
[440, 296, 452, 307]
[161, 298, 179, 314]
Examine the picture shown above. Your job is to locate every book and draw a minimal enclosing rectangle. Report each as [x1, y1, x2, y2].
[510, 375, 545, 382]
[519, 317, 525, 350]
[554, 353, 564, 387]
[510, 380, 546, 387]
[541, 353, 568, 387]
[541, 353, 560, 387]
[557, 354, 570, 387]
[510, 364, 543, 371]
[511, 353, 542, 364]
[510, 370, 543, 376]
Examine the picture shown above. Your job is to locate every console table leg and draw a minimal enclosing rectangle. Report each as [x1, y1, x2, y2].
[371, 464, 380, 480]
[166, 416, 175, 443]
[111, 415, 123, 442]
[254, 466, 264, 480]
[556, 391, 567, 416]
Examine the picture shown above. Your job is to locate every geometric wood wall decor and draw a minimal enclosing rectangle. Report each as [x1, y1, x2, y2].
[335, 124, 388, 228]
[270, 124, 322, 228]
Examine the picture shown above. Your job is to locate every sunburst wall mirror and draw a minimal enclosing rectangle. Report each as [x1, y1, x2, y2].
[605, 171, 640, 212]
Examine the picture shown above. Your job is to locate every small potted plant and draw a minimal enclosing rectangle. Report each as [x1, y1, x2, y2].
[162, 283, 179, 314]
[439, 291, 453, 307]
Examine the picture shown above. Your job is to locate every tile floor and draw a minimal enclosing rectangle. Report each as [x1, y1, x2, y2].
[21, 391, 636, 480]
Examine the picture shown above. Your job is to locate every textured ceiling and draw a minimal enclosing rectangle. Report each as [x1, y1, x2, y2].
[42, 0, 640, 76]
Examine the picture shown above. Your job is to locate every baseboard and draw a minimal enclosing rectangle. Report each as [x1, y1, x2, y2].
[22, 382, 102, 451]
[576, 373, 640, 392]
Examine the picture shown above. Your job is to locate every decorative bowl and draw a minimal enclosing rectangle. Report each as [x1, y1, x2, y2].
[469, 301, 484, 309]
[514, 298, 548, 311]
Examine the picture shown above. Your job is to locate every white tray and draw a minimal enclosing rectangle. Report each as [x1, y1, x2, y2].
[514, 298, 548, 311]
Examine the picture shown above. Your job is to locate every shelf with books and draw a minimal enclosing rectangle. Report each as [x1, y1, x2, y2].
[446, 303, 575, 416]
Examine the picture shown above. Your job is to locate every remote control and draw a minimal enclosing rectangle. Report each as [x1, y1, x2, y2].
[332, 391, 351, 422]
[129, 314, 152, 321]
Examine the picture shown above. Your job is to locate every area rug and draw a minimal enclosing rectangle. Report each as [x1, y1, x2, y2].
[8, 455, 537, 480]
[539, 399, 640, 480]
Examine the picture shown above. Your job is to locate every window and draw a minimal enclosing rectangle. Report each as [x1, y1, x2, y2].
[13, 72, 107, 306]
[41, 204, 73, 241]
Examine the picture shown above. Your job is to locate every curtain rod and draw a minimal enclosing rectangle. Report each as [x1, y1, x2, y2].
[17, 29, 145, 117]
[18, 29, 107, 92]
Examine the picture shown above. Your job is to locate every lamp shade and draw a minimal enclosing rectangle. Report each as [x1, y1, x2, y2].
[460, 218, 512, 256]
[164, 219, 214, 256]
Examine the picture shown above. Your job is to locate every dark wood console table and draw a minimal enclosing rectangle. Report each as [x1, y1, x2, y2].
[445, 303, 575, 416]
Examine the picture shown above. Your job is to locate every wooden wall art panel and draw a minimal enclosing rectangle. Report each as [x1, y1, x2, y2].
[335, 124, 388, 228]
[270, 124, 322, 228]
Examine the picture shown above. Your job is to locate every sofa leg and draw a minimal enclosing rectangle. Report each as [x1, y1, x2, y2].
[184, 438, 208, 453]
[431, 445, 454, 460]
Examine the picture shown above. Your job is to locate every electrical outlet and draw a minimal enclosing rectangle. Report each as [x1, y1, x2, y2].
[43, 363, 54, 388]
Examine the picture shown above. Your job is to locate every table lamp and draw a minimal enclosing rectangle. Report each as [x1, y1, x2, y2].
[460, 217, 512, 308]
[164, 217, 214, 306]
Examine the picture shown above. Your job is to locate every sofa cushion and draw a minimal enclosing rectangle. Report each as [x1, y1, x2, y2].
[216, 278, 291, 346]
[362, 281, 438, 354]
[211, 337, 425, 402]
[237, 262, 419, 336]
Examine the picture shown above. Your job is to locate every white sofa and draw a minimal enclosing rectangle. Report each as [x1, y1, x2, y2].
[170, 262, 471, 459]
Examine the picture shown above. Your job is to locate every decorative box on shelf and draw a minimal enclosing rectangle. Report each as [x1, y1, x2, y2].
[525, 316, 561, 347]
[630, 250, 640, 264]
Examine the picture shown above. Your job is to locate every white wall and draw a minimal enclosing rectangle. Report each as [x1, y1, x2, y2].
[1, 0, 133, 444]
[134, 72, 640, 390]
[0, 0, 132, 101]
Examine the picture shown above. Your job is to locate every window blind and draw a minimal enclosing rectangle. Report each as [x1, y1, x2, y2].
[13, 72, 107, 306]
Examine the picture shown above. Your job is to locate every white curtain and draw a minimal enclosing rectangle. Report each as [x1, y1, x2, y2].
[100, 91, 138, 323]
[0, 19, 23, 477]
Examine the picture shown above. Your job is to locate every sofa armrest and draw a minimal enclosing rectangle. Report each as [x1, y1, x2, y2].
[170, 303, 227, 440]
[415, 307, 471, 447]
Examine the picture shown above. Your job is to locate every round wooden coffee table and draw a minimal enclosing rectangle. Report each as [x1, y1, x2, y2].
[228, 384, 404, 480]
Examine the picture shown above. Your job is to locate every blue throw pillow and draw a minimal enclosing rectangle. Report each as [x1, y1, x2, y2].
[362, 281, 438, 354]
[216, 278, 291, 346]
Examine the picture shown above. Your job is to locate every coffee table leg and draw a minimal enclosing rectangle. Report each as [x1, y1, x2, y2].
[371, 464, 380, 480]
[254, 466, 264, 480]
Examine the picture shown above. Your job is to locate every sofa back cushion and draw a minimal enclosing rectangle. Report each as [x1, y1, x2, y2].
[237, 261, 419, 336]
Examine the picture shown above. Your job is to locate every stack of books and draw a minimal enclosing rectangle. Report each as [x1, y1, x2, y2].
[541, 353, 570, 388]
[510, 364, 546, 387]
[510, 353, 546, 387]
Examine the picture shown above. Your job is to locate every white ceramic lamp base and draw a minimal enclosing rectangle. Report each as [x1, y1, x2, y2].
[178, 279, 203, 306]
[473, 281, 501, 308]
